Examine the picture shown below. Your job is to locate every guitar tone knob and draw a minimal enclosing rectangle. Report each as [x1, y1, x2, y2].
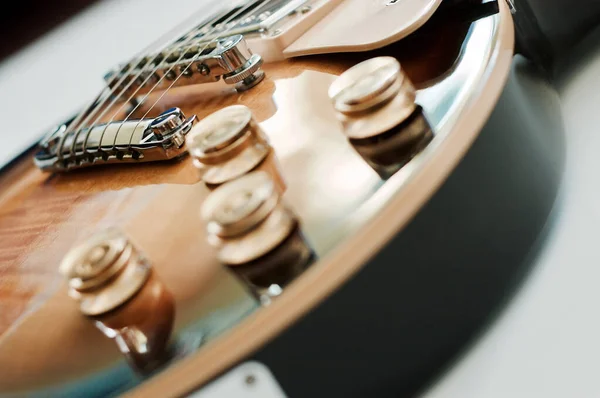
[60, 228, 175, 373]
[60, 228, 151, 315]
[201, 171, 293, 256]
[201, 171, 313, 301]
[329, 56, 417, 139]
[186, 105, 284, 190]
[329, 57, 433, 178]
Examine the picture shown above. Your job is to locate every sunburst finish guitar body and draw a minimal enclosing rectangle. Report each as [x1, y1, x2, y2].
[0, 0, 564, 396]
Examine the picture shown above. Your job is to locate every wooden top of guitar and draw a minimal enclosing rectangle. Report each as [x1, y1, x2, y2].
[0, 1, 514, 396]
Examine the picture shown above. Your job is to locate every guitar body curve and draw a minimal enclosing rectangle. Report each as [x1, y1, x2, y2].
[0, 1, 565, 397]
[249, 56, 565, 397]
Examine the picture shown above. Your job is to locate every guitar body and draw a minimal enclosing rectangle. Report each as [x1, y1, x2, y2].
[249, 57, 564, 397]
[0, 1, 564, 396]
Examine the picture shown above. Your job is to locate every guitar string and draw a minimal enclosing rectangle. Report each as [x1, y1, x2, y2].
[115, 0, 275, 152]
[57, 7, 221, 160]
[60, 3, 238, 160]
[88, 0, 271, 157]
[77, 0, 265, 157]
[75, 4, 242, 156]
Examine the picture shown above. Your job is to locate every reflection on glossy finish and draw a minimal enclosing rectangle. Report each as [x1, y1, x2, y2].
[350, 108, 434, 179]
[0, 7, 509, 397]
[328, 56, 432, 178]
[94, 273, 175, 374]
[202, 172, 314, 301]
[253, 150, 287, 195]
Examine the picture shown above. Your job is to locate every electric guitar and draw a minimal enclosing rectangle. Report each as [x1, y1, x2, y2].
[0, 0, 564, 396]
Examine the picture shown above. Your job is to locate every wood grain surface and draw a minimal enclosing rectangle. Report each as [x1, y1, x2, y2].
[0, 2, 513, 395]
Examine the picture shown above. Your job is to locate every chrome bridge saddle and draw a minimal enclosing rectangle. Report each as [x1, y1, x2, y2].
[34, 108, 197, 172]
[35, 34, 265, 172]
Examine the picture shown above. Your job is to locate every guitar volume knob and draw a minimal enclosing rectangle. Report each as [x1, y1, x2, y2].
[329, 57, 433, 178]
[222, 54, 263, 85]
[186, 105, 285, 190]
[60, 228, 151, 315]
[149, 107, 197, 149]
[59, 228, 175, 373]
[201, 171, 313, 302]
[149, 108, 187, 139]
[328, 56, 417, 140]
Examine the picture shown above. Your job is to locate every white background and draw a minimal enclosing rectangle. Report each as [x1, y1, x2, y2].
[1, 0, 599, 396]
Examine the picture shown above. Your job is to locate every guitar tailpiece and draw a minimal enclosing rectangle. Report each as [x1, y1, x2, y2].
[34, 107, 197, 172]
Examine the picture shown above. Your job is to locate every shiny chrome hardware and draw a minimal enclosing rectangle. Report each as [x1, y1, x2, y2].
[60, 228, 151, 315]
[201, 171, 312, 302]
[186, 105, 279, 187]
[34, 107, 196, 172]
[7, 10, 516, 397]
[149, 108, 187, 138]
[505, 0, 516, 13]
[351, 109, 434, 178]
[60, 228, 175, 373]
[105, 35, 265, 95]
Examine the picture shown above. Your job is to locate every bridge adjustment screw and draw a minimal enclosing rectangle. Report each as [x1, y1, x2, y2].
[218, 35, 266, 91]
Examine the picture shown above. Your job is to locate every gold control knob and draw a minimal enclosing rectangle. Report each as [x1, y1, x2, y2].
[60, 229, 174, 373]
[218, 35, 265, 91]
[186, 105, 285, 190]
[328, 56, 417, 140]
[329, 57, 433, 178]
[201, 171, 313, 300]
[60, 228, 151, 316]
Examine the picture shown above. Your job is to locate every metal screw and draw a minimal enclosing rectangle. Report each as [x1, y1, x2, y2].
[181, 66, 193, 77]
[165, 70, 176, 80]
[197, 64, 210, 76]
[271, 29, 282, 37]
[245, 374, 256, 386]
[235, 69, 265, 92]
[299, 5, 312, 14]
